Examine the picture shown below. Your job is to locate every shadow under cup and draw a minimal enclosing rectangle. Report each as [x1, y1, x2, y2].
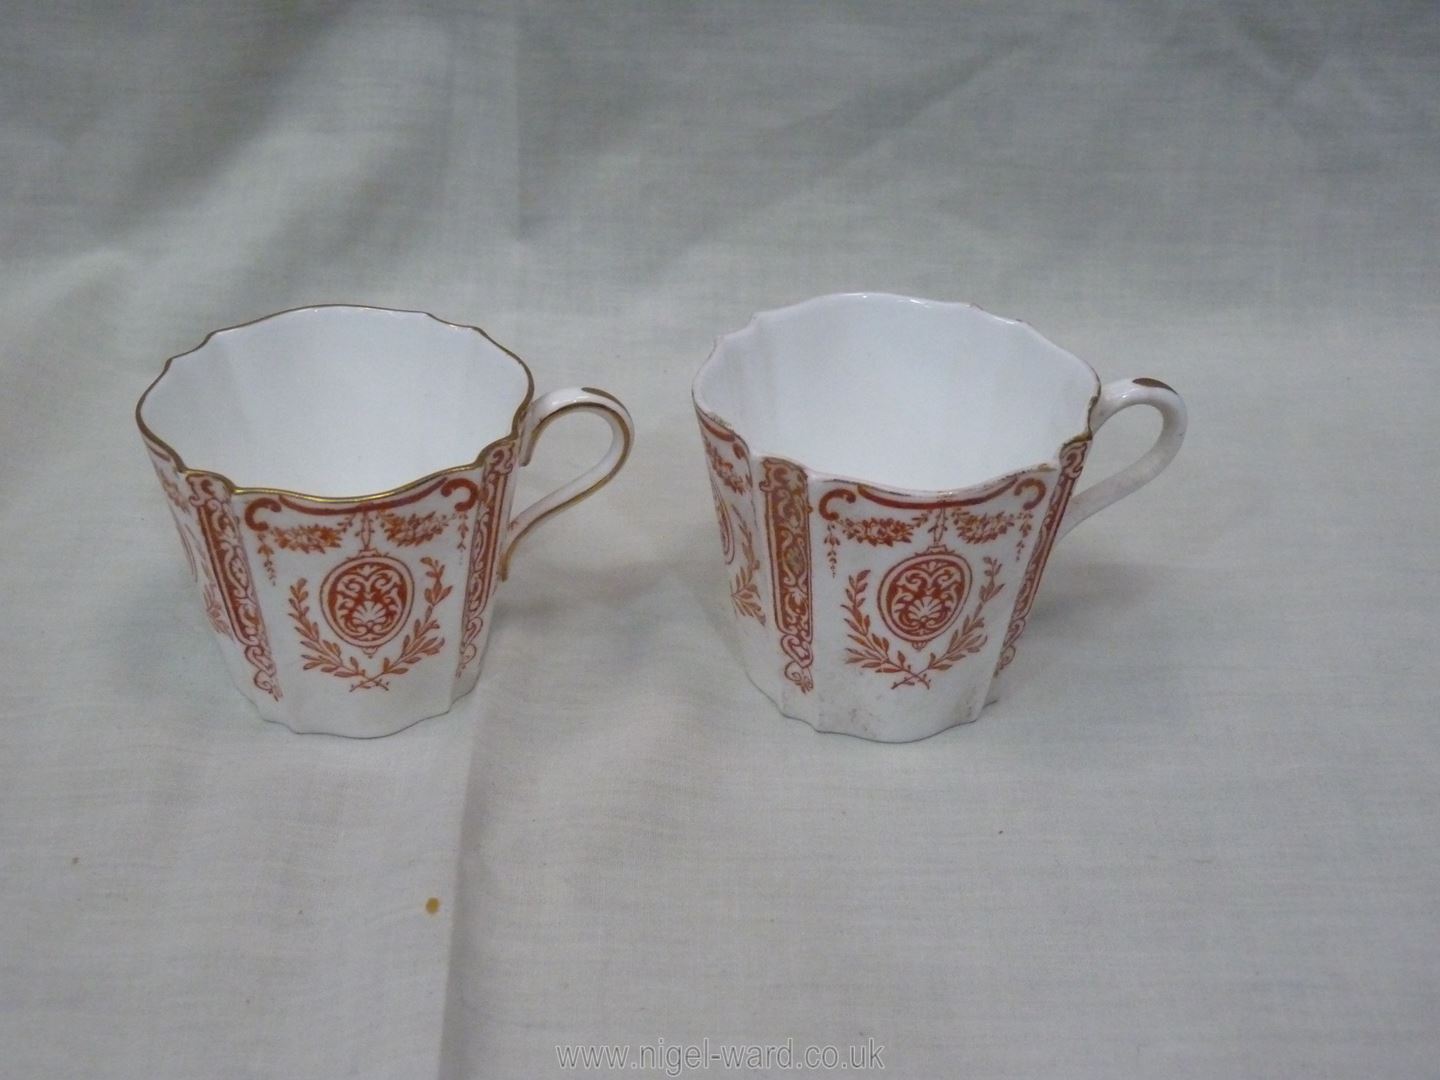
[137, 305, 631, 737]
[693, 292, 1185, 742]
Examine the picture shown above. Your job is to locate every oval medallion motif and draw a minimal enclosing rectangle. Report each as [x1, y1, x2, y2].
[320, 554, 414, 655]
[877, 548, 971, 650]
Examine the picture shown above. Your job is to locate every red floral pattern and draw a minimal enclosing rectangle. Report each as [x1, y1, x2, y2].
[877, 548, 972, 650]
[843, 556, 1004, 689]
[698, 409, 766, 629]
[288, 557, 452, 692]
[821, 473, 1048, 692]
[242, 461, 512, 691]
[320, 554, 414, 655]
[700, 415, 752, 495]
[379, 510, 453, 547]
[188, 473, 281, 701]
[761, 457, 814, 693]
[152, 452, 237, 643]
[453, 443, 516, 677]
[148, 429, 521, 703]
[995, 437, 1090, 675]
[728, 507, 765, 624]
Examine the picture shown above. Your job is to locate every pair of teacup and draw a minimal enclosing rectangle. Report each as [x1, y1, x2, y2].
[136, 294, 1185, 740]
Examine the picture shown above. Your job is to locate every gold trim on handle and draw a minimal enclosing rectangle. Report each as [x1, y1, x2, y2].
[135, 304, 537, 505]
[498, 393, 634, 581]
[1132, 377, 1176, 392]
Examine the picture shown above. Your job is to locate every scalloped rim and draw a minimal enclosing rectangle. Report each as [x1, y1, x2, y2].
[691, 292, 1102, 498]
[135, 304, 536, 504]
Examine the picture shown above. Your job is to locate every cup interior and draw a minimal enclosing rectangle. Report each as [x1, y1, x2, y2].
[694, 294, 1099, 492]
[138, 306, 531, 497]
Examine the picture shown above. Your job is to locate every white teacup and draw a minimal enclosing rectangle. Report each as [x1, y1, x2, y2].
[693, 293, 1186, 742]
[137, 305, 633, 737]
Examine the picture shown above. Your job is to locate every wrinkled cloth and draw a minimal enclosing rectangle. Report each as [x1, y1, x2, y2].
[2, 2, 1437, 1077]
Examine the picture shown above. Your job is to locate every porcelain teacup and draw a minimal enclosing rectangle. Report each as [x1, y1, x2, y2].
[138, 305, 633, 737]
[693, 292, 1185, 741]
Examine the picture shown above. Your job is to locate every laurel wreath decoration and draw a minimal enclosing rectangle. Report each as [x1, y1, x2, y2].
[729, 508, 766, 625]
[288, 556, 452, 692]
[843, 556, 1004, 689]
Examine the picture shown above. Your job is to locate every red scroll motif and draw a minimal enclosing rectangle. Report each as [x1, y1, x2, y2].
[320, 554, 414, 656]
[697, 409, 752, 497]
[822, 472, 1048, 691]
[287, 557, 451, 692]
[188, 474, 281, 701]
[454, 442, 516, 677]
[243, 468, 498, 691]
[843, 556, 1003, 690]
[877, 548, 972, 651]
[698, 409, 765, 628]
[995, 438, 1090, 675]
[761, 457, 814, 693]
[150, 451, 235, 642]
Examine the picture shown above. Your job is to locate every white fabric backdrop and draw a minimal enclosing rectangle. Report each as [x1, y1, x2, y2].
[3, 2, 1437, 1077]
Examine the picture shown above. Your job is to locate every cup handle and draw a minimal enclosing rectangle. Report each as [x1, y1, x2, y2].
[498, 387, 634, 580]
[1058, 377, 1187, 540]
